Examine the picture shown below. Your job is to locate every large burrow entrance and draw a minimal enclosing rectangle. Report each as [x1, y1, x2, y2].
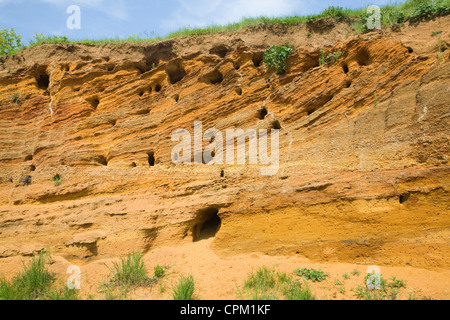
[192, 207, 221, 242]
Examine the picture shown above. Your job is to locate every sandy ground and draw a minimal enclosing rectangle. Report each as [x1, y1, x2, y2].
[1, 237, 448, 300]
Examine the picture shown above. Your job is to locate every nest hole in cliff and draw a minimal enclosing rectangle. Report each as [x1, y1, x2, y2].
[166, 59, 186, 84]
[36, 73, 50, 90]
[192, 207, 221, 242]
[259, 107, 268, 120]
[148, 152, 156, 167]
[252, 52, 264, 67]
[399, 193, 410, 204]
[173, 94, 180, 102]
[210, 45, 230, 58]
[342, 63, 349, 74]
[155, 84, 162, 92]
[201, 69, 223, 85]
[220, 170, 224, 178]
[97, 155, 108, 166]
[235, 87, 243, 96]
[25, 155, 33, 162]
[86, 97, 100, 110]
[29, 165, 36, 172]
[356, 48, 372, 66]
[271, 120, 282, 130]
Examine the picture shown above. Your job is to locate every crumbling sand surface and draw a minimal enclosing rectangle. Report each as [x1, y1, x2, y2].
[0, 17, 449, 299]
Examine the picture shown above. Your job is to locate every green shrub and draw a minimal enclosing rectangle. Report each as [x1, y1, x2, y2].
[319, 51, 343, 66]
[172, 275, 196, 300]
[0, 28, 23, 56]
[53, 174, 62, 186]
[388, 10, 406, 24]
[29, 33, 69, 48]
[154, 265, 165, 279]
[409, 1, 450, 22]
[238, 268, 316, 300]
[245, 267, 277, 291]
[110, 251, 153, 288]
[281, 278, 315, 300]
[11, 93, 22, 105]
[353, 273, 407, 300]
[263, 45, 294, 75]
[293, 268, 329, 282]
[322, 6, 348, 20]
[351, 269, 361, 277]
[0, 252, 66, 300]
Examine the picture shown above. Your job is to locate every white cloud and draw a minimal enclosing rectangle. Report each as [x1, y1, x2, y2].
[166, 0, 307, 31]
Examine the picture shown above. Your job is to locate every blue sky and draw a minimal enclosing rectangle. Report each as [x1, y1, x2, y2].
[0, 0, 406, 42]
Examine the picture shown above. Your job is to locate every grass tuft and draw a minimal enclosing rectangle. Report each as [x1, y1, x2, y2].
[172, 275, 197, 300]
[110, 251, 154, 288]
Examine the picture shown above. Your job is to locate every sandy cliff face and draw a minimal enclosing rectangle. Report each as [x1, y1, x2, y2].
[0, 18, 448, 271]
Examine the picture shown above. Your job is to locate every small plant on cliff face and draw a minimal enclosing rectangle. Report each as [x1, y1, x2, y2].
[438, 36, 443, 62]
[263, 45, 294, 75]
[53, 174, 62, 186]
[319, 51, 342, 66]
[11, 92, 22, 105]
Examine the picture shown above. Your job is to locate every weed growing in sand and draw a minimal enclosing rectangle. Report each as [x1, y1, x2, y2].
[263, 45, 294, 75]
[0, 252, 78, 300]
[172, 275, 197, 300]
[388, 276, 407, 289]
[238, 267, 315, 300]
[153, 265, 165, 279]
[294, 268, 329, 282]
[109, 251, 154, 288]
[352, 273, 407, 300]
[343, 273, 350, 280]
[281, 278, 315, 300]
[351, 269, 361, 277]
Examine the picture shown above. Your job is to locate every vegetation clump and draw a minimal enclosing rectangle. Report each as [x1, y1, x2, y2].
[172, 274, 197, 300]
[263, 45, 294, 75]
[0, 252, 79, 300]
[294, 268, 329, 282]
[237, 267, 315, 300]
